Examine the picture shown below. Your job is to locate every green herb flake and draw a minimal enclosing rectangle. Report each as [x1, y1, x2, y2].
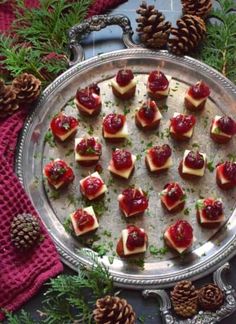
[44, 130, 56, 148]
[184, 208, 190, 215]
[149, 245, 168, 256]
[207, 160, 215, 172]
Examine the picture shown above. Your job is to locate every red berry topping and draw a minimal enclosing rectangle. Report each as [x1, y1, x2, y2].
[76, 137, 102, 156]
[149, 144, 172, 167]
[83, 176, 103, 196]
[44, 160, 74, 185]
[116, 69, 134, 87]
[121, 188, 148, 215]
[76, 83, 100, 109]
[50, 113, 78, 136]
[148, 70, 169, 92]
[184, 151, 205, 169]
[169, 220, 193, 248]
[74, 209, 95, 231]
[217, 116, 236, 135]
[188, 81, 210, 99]
[112, 149, 132, 170]
[202, 199, 223, 220]
[103, 113, 125, 134]
[164, 183, 184, 206]
[126, 225, 146, 251]
[171, 114, 196, 134]
[138, 101, 157, 123]
[223, 162, 236, 183]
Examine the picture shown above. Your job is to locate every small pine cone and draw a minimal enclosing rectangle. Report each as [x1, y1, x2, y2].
[168, 14, 206, 55]
[11, 213, 41, 250]
[0, 79, 19, 118]
[12, 73, 41, 103]
[171, 280, 198, 318]
[198, 284, 224, 311]
[181, 0, 212, 18]
[136, 1, 171, 49]
[93, 295, 136, 324]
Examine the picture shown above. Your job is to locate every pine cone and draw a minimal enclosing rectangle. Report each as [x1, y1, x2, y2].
[168, 15, 206, 55]
[11, 213, 41, 250]
[198, 284, 224, 311]
[93, 295, 136, 324]
[171, 280, 198, 318]
[0, 79, 19, 118]
[12, 73, 41, 103]
[181, 0, 212, 18]
[136, 1, 171, 49]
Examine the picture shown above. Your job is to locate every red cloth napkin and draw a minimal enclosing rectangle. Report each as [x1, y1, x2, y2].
[0, 0, 126, 319]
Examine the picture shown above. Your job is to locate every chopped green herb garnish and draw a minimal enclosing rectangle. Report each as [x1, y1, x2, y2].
[44, 130, 56, 147]
[207, 160, 215, 172]
[184, 208, 190, 215]
[65, 148, 74, 156]
[88, 125, 94, 135]
[49, 190, 60, 200]
[92, 244, 109, 257]
[192, 143, 200, 148]
[149, 245, 168, 256]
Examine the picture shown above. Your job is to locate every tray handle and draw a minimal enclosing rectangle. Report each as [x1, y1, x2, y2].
[68, 14, 138, 66]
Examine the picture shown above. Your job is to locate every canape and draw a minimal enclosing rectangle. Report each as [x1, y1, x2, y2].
[102, 113, 128, 141]
[116, 225, 148, 257]
[196, 198, 225, 228]
[216, 161, 236, 190]
[160, 182, 185, 213]
[50, 112, 79, 141]
[75, 83, 101, 116]
[118, 187, 149, 217]
[210, 115, 236, 144]
[80, 171, 107, 200]
[108, 148, 136, 179]
[111, 69, 136, 100]
[75, 137, 102, 166]
[179, 150, 207, 179]
[169, 113, 196, 141]
[70, 206, 99, 236]
[147, 70, 172, 99]
[135, 100, 162, 130]
[43, 159, 74, 190]
[185, 81, 210, 111]
[164, 220, 194, 254]
[145, 144, 172, 173]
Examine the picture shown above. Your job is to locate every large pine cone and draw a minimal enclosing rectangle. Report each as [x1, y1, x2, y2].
[198, 284, 224, 311]
[136, 1, 171, 49]
[168, 14, 206, 55]
[171, 280, 198, 318]
[181, 0, 212, 18]
[93, 295, 136, 324]
[12, 73, 41, 103]
[0, 79, 19, 118]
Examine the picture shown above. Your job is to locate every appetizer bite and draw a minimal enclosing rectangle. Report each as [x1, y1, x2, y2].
[103, 113, 128, 141]
[111, 68, 136, 100]
[147, 69, 171, 99]
[43, 159, 74, 190]
[50, 112, 79, 142]
[164, 220, 194, 254]
[185, 81, 210, 111]
[145, 144, 172, 173]
[160, 182, 185, 213]
[80, 171, 107, 200]
[75, 136, 102, 166]
[210, 115, 236, 144]
[108, 148, 136, 179]
[179, 150, 207, 179]
[116, 225, 148, 257]
[70, 206, 99, 236]
[216, 161, 236, 190]
[75, 83, 101, 116]
[118, 187, 149, 217]
[169, 113, 196, 141]
[196, 198, 225, 228]
[135, 100, 162, 130]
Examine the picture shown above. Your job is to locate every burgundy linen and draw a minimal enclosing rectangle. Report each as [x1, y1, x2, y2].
[0, 0, 126, 319]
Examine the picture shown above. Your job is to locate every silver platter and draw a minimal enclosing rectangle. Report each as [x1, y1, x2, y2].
[15, 49, 236, 289]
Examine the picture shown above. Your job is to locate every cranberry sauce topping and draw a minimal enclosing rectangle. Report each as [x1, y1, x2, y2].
[169, 220, 193, 248]
[171, 114, 196, 134]
[112, 149, 132, 170]
[188, 81, 210, 99]
[45, 160, 74, 184]
[149, 144, 172, 167]
[184, 151, 205, 169]
[76, 83, 100, 109]
[76, 137, 102, 156]
[223, 162, 236, 183]
[83, 176, 103, 196]
[74, 209, 95, 231]
[138, 101, 157, 123]
[202, 198, 223, 220]
[217, 116, 236, 135]
[50, 113, 78, 136]
[103, 113, 125, 134]
[126, 225, 146, 251]
[116, 69, 134, 87]
[164, 183, 184, 206]
[148, 70, 169, 92]
[121, 188, 148, 214]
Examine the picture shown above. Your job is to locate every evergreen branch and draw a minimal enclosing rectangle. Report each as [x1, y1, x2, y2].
[5, 310, 36, 324]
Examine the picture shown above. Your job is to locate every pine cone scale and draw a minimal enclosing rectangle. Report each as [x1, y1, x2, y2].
[12, 73, 41, 103]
